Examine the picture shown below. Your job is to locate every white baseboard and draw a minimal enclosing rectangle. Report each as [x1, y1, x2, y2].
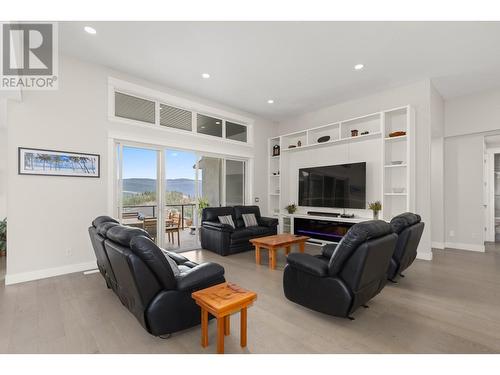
[432, 242, 445, 249]
[416, 251, 433, 261]
[5, 261, 97, 285]
[444, 242, 485, 252]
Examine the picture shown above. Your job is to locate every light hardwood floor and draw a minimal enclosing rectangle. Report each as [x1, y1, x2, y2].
[0, 244, 499, 354]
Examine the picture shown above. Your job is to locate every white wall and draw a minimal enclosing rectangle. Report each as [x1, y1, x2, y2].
[445, 87, 500, 137]
[430, 84, 445, 248]
[278, 80, 433, 260]
[441, 87, 500, 252]
[443, 135, 485, 251]
[0, 100, 7, 220]
[5, 55, 276, 284]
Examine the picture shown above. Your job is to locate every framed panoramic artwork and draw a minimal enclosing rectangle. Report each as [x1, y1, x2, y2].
[18, 147, 100, 178]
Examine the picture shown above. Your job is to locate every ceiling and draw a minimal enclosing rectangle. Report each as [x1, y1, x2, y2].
[59, 21, 500, 121]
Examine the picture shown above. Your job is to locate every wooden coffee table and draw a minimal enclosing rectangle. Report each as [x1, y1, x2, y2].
[191, 282, 257, 354]
[250, 233, 310, 269]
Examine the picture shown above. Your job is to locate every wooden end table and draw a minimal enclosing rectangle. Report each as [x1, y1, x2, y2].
[191, 282, 257, 354]
[250, 234, 310, 270]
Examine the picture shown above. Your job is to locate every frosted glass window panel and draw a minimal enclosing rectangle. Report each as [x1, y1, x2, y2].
[115, 92, 155, 124]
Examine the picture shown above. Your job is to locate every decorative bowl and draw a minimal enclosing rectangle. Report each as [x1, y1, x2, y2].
[389, 131, 406, 137]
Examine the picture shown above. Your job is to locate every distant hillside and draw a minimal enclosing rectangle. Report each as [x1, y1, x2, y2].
[123, 178, 195, 197]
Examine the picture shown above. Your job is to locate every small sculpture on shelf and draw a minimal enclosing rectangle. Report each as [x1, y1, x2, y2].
[272, 144, 280, 156]
[361, 131, 369, 135]
[368, 201, 382, 220]
[285, 203, 297, 214]
[351, 129, 359, 137]
[297, 140, 302, 147]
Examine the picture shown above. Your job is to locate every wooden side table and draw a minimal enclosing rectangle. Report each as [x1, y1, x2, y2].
[250, 234, 309, 269]
[192, 282, 257, 354]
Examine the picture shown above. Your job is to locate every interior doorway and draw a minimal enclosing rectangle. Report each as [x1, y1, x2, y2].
[484, 142, 500, 242]
[493, 154, 500, 242]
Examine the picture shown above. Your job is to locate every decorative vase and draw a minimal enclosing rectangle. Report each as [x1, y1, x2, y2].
[272, 144, 280, 156]
[373, 211, 379, 220]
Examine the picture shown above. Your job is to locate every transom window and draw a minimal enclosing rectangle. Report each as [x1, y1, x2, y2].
[112, 90, 248, 143]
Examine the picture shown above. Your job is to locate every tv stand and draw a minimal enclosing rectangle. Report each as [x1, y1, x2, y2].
[294, 217, 355, 243]
[306, 211, 356, 219]
[307, 211, 340, 217]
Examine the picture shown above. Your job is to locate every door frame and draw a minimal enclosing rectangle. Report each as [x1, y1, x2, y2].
[485, 147, 500, 242]
[110, 139, 250, 250]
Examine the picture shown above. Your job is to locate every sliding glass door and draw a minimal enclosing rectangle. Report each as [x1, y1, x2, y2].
[198, 156, 223, 208]
[225, 159, 245, 206]
[120, 146, 160, 243]
[164, 150, 198, 251]
[115, 142, 247, 252]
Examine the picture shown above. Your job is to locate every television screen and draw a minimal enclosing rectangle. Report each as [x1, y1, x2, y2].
[298, 162, 366, 209]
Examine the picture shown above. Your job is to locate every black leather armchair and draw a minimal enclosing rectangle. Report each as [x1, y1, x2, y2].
[89, 217, 225, 336]
[200, 205, 278, 256]
[283, 220, 397, 319]
[387, 212, 425, 281]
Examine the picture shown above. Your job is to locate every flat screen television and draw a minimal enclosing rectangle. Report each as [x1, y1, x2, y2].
[298, 162, 366, 209]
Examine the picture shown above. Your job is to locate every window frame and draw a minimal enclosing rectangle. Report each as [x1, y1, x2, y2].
[108, 77, 253, 146]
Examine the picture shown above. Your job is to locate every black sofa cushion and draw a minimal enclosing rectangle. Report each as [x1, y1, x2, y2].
[130, 235, 177, 290]
[230, 226, 270, 242]
[96, 221, 120, 237]
[106, 225, 151, 247]
[202, 207, 235, 222]
[328, 220, 393, 276]
[92, 215, 119, 228]
[390, 212, 421, 234]
[234, 205, 262, 228]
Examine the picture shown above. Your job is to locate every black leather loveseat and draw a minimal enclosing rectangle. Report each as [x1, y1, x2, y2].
[283, 220, 397, 319]
[88, 216, 225, 336]
[200, 205, 278, 256]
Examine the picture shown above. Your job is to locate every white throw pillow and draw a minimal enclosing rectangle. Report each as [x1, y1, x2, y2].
[218, 215, 235, 228]
[242, 213, 258, 227]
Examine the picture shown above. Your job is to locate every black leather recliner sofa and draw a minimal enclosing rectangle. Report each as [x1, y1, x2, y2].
[283, 220, 397, 319]
[88, 216, 225, 336]
[200, 205, 278, 256]
[387, 212, 425, 281]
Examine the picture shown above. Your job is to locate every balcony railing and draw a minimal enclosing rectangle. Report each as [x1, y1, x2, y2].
[122, 203, 196, 230]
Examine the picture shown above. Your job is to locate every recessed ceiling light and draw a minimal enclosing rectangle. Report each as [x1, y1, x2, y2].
[267, 99, 274, 104]
[201, 126, 206, 129]
[354, 64, 364, 71]
[215, 121, 220, 124]
[84, 26, 97, 35]
[201, 73, 210, 79]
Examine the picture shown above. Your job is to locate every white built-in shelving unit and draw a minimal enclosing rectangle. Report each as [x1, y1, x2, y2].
[267, 105, 415, 228]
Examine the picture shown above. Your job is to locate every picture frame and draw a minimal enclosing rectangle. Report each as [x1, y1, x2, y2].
[18, 147, 100, 178]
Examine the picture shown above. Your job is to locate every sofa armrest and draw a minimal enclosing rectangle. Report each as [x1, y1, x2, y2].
[202, 221, 234, 233]
[321, 243, 338, 259]
[258, 216, 279, 228]
[161, 249, 189, 265]
[286, 253, 329, 277]
[176, 262, 225, 291]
